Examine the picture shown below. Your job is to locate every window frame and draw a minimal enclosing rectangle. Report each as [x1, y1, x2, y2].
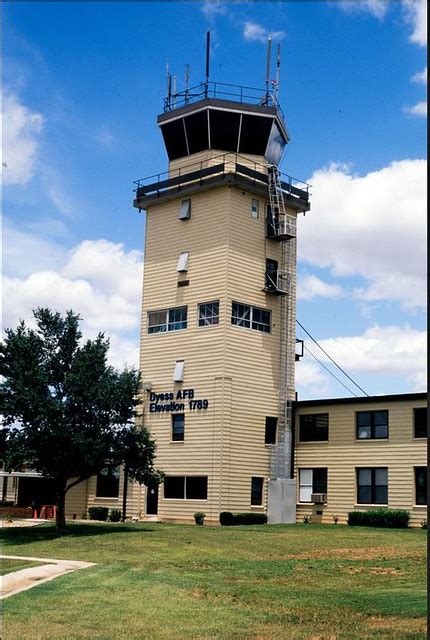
[414, 467, 427, 506]
[96, 465, 120, 499]
[163, 475, 208, 500]
[147, 306, 188, 334]
[198, 301, 220, 327]
[250, 477, 264, 506]
[171, 414, 185, 442]
[251, 198, 259, 219]
[299, 413, 329, 442]
[414, 408, 427, 438]
[231, 301, 271, 334]
[265, 416, 277, 445]
[356, 467, 388, 505]
[356, 410, 389, 440]
[298, 468, 328, 503]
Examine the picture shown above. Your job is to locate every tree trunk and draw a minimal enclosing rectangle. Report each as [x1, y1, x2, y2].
[56, 487, 67, 533]
[122, 464, 129, 522]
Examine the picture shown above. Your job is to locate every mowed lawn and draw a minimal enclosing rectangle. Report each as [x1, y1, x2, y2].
[1, 522, 426, 640]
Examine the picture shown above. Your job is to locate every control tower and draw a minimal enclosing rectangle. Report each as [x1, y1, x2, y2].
[133, 37, 310, 523]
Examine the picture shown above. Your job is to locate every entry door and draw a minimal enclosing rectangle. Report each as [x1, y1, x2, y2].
[146, 482, 159, 515]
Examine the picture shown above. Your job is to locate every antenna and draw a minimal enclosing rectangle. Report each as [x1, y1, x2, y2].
[173, 75, 177, 107]
[275, 43, 281, 101]
[265, 36, 272, 104]
[166, 63, 172, 108]
[185, 64, 190, 104]
[205, 30, 211, 98]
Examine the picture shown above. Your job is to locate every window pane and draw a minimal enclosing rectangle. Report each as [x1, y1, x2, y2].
[313, 468, 327, 494]
[168, 307, 187, 331]
[374, 468, 388, 485]
[357, 412, 371, 426]
[251, 199, 259, 219]
[252, 307, 271, 333]
[374, 411, 388, 426]
[299, 469, 313, 503]
[414, 408, 427, 438]
[374, 485, 388, 504]
[300, 469, 313, 485]
[374, 423, 388, 438]
[265, 417, 277, 444]
[251, 477, 264, 505]
[357, 469, 372, 485]
[299, 414, 329, 442]
[232, 303, 251, 328]
[96, 465, 120, 498]
[164, 476, 185, 499]
[357, 425, 371, 439]
[172, 414, 185, 441]
[148, 310, 167, 333]
[199, 301, 219, 326]
[358, 486, 372, 504]
[186, 476, 208, 500]
[415, 467, 427, 505]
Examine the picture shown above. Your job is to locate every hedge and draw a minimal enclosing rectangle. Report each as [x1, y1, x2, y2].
[88, 506, 109, 521]
[220, 511, 267, 526]
[348, 509, 410, 528]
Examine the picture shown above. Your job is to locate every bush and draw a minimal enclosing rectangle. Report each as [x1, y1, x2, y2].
[219, 511, 267, 526]
[303, 515, 311, 524]
[0, 500, 14, 507]
[88, 506, 109, 521]
[348, 509, 410, 528]
[109, 508, 122, 522]
[194, 512, 205, 525]
[421, 519, 427, 530]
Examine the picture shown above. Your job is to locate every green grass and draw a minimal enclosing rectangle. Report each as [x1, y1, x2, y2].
[0, 558, 47, 575]
[1, 522, 426, 639]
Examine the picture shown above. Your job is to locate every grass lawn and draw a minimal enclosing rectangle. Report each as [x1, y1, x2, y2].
[0, 558, 48, 575]
[0, 522, 426, 639]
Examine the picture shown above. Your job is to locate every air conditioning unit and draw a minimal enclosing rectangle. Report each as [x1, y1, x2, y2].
[311, 493, 327, 504]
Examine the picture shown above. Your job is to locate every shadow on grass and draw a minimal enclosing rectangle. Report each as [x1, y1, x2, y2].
[0, 522, 156, 546]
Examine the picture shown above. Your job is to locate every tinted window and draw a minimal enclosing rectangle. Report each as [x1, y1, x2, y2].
[265, 417, 277, 444]
[356, 411, 388, 439]
[299, 414, 329, 442]
[172, 414, 185, 441]
[251, 477, 264, 505]
[357, 468, 388, 504]
[415, 467, 427, 505]
[414, 408, 427, 438]
[186, 476, 208, 500]
[96, 466, 120, 498]
[164, 476, 185, 499]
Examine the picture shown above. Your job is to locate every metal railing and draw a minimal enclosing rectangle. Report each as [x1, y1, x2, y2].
[163, 81, 284, 118]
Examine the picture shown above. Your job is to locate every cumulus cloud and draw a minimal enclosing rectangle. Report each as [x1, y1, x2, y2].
[402, 0, 427, 47]
[411, 67, 427, 84]
[2, 238, 143, 369]
[336, 0, 389, 20]
[404, 101, 427, 117]
[243, 21, 285, 43]
[1, 92, 44, 185]
[299, 160, 427, 310]
[296, 360, 332, 399]
[201, 0, 227, 19]
[298, 275, 344, 301]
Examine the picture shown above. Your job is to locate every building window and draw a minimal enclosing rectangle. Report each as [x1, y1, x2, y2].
[251, 477, 264, 505]
[251, 198, 259, 219]
[172, 414, 185, 441]
[231, 302, 271, 333]
[356, 411, 388, 439]
[148, 306, 187, 333]
[198, 301, 220, 327]
[299, 414, 329, 442]
[265, 417, 277, 444]
[414, 408, 427, 438]
[178, 199, 191, 220]
[265, 258, 279, 291]
[299, 468, 327, 502]
[177, 252, 189, 272]
[356, 468, 388, 504]
[164, 476, 208, 500]
[96, 465, 120, 498]
[415, 467, 427, 505]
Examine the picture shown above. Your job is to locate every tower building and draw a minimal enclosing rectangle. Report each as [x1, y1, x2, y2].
[133, 44, 310, 523]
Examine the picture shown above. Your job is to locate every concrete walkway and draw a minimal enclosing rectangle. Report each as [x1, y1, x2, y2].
[1, 555, 95, 599]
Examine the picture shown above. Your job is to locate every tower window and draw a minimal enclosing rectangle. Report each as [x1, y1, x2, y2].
[171, 414, 185, 441]
[251, 199, 259, 219]
[251, 477, 264, 506]
[148, 306, 187, 333]
[231, 302, 271, 333]
[265, 417, 277, 444]
[179, 199, 191, 220]
[198, 301, 220, 326]
[414, 408, 427, 438]
[356, 411, 388, 439]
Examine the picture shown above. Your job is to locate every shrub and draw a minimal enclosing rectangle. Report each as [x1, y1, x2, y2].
[332, 515, 339, 525]
[109, 508, 122, 522]
[303, 515, 311, 524]
[194, 512, 205, 525]
[88, 506, 109, 521]
[421, 519, 427, 530]
[219, 512, 267, 526]
[0, 500, 14, 507]
[81, 512, 87, 520]
[348, 509, 410, 528]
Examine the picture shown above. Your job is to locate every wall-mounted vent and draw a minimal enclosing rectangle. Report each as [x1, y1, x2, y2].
[173, 360, 185, 382]
[177, 252, 189, 272]
[179, 199, 191, 220]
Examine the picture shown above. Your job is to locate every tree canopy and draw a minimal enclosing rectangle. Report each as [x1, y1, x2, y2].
[0, 308, 161, 531]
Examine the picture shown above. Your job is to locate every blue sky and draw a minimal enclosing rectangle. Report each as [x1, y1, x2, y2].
[3, 1, 427, 399]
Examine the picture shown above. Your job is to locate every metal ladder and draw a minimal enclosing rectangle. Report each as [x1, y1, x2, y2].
[267, 165, 296, 479]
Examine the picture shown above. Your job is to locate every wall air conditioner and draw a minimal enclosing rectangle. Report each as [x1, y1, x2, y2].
[311, 493, 327, 504]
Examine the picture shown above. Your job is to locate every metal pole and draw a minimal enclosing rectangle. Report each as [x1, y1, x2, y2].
[276, 43, 281, 102]
[205, 30, 210, 98]
[265, 36, 272, 104]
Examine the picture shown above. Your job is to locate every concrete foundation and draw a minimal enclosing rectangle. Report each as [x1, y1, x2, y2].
[267, 478, 296, 524]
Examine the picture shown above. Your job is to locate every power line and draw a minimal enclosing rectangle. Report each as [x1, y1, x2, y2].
[304, 344, 359, 397]
[297, 319, 369, 397]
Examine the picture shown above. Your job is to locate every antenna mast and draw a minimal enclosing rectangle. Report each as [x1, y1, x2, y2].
[185, 64, 190, 104]
[205, 30, 211, 98]
[265, 36, 272, 104]
[275, 43, 281, 102]
[166, 63, 172, 109]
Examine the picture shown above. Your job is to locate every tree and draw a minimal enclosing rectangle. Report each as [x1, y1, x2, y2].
[0, 308, 162, 532]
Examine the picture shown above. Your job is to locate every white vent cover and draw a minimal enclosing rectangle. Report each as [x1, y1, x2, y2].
[178, 199, 191, 220]
[177, 252, 189, 273]
[173, 360, 185, 382]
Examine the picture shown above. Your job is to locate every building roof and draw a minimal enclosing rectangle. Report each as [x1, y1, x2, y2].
[295, 392, 427, 408]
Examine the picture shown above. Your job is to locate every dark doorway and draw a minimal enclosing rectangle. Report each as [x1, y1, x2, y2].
[265, 259, 278, 290]
[146, 482, 159, 515]
[17, 477, 57, 510]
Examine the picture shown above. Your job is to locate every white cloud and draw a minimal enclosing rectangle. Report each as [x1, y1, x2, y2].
[296, 360, 333, 399]
[411, 66, 427, 84]
[336, 1, 389, 20]
[404, 101, 427, 117]
[1, 92, 44, 185]
[2, 239, 143, 369]
[402, 0, 427, 47]
[243, 21, 285, 43]
[298, 275, 344, 301]
[96, 126, 116, 149]
[201, 0, 227, 19]
[300, 159, 427, 310]
[317, 325, 427, 391]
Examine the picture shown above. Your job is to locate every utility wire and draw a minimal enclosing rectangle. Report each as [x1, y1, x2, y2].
[304, 345, 359, 397]
[297, 319, 369, 397]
